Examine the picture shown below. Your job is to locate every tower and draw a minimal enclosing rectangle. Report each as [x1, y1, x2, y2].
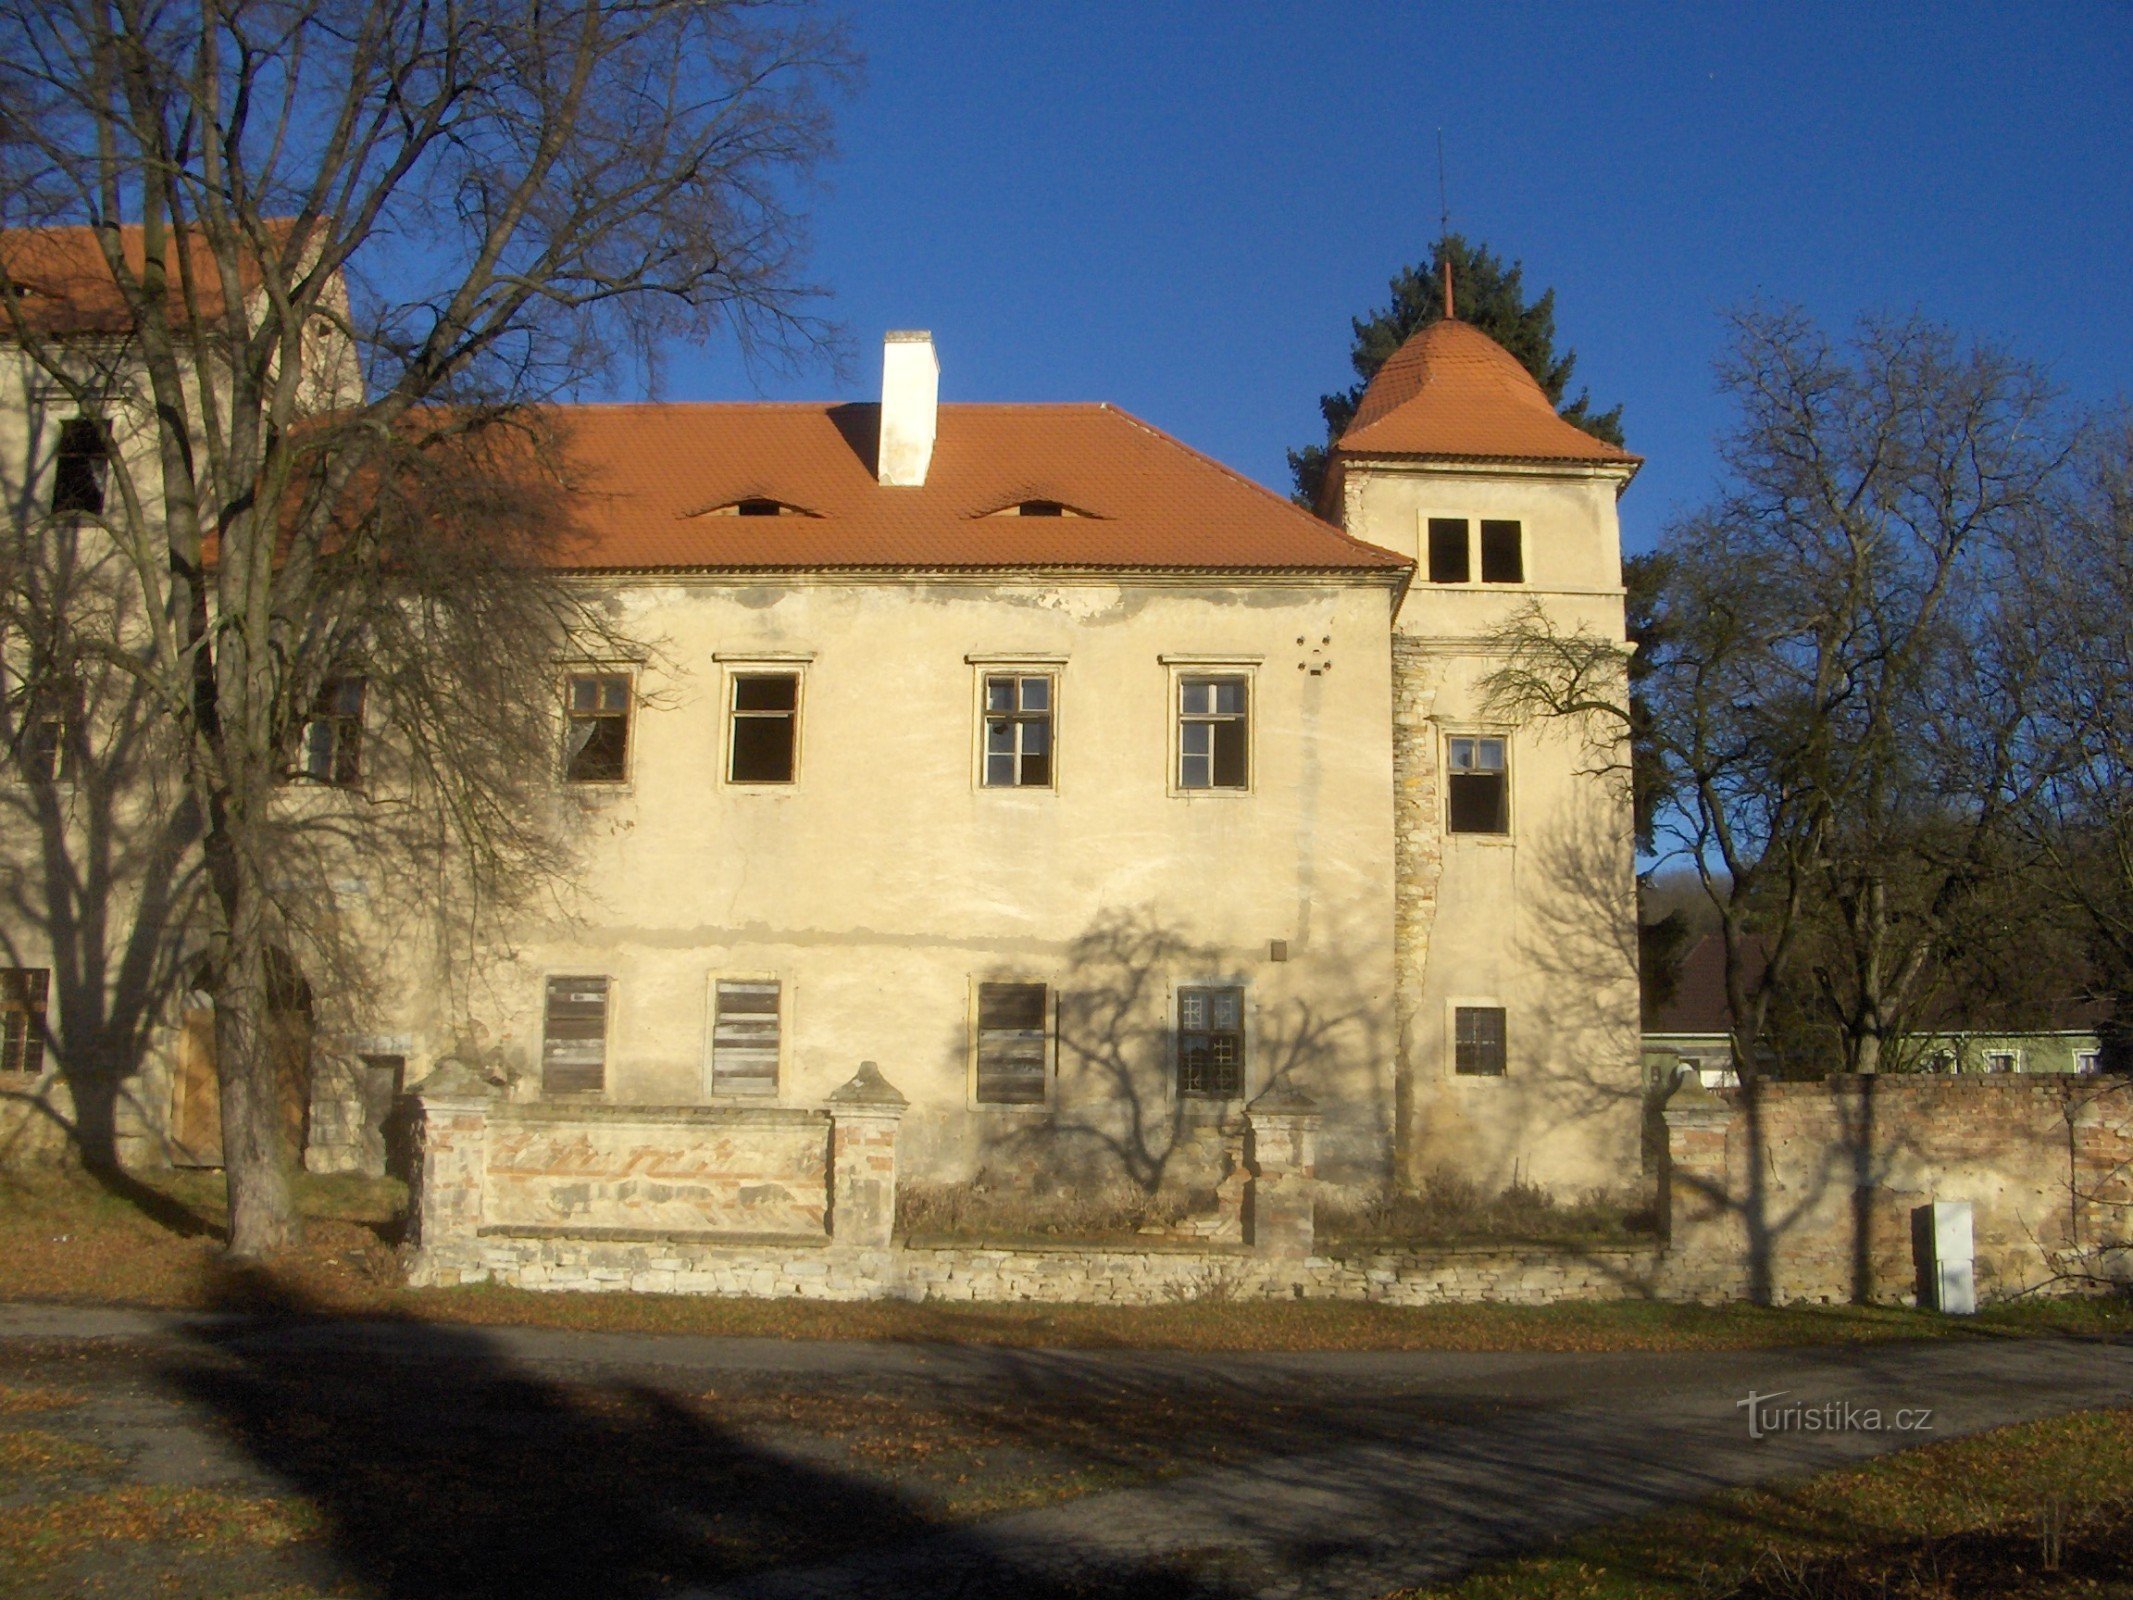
[1327, 316, 1646, 1197]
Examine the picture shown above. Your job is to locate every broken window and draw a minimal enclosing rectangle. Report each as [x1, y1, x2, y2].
[51, 417, 112, 515]
[729, 672, 799, 783]
[564, 673, 631, 783]
[299, 677, 365, 786]
[1454, 1006, 1506, 1076]
[1480, 520, 1524, 584]
[711, 979, 781, 1096]
[1, 967, 50, 1075]
[541, 975, 608, 1094]
[1427, 518, 1470, 584]
[975, 982, 1048, 1104]
[1177, 985, 1244, 1098]
[1447, 735, 1508, 834]
[983, 674, 1053, 788]
[1178, 675, 1248, 790]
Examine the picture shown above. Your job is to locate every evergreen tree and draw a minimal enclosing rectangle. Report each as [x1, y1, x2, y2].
[1289, 234, 1625, 508]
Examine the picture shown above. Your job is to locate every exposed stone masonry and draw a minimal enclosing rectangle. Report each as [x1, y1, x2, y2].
[1389, 635, 1445, 1184]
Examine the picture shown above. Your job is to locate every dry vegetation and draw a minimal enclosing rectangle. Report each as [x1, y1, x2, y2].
[1390, 1407, 2133, 1599]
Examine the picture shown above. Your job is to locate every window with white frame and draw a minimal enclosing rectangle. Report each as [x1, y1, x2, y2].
[563, 673, 631, 783]
[1984, 1049, 2019, 1074]
[710, 979, 780, 1096]
[974, 981, 1048, 1104]
[1176, 985, 1245, 1098]
[2076, 1050, 2102, 1075]
[982, 674, 1053, 788]
[1177, 675, 1248, 790]
[1447, 735, 1509, 834]
[541, 975, 609, 1094]
[729, 671, 800, 783]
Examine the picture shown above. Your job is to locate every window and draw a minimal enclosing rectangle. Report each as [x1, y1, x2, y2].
[15, 713, 63, 785]
[1447, 735, 1509, 834]
[2, 968, 49, 1074]
[299, 678, 365, 785]
[1177, 675, 1248, 790]
[710, 979, 780, 1096]
[1427, 518, 1470, 584]
[1480, 520, 1524, 583]
[1017, 499, 1064, 517]
[736, 498, 781, 517]
[1177, 985, 1244, 1098]
[51, 417, 112, 515]
[975, 982, 1048, 1104]
[1984, 1050, 2019, 1074]
[729, 672, 799, 784]
[541, 975, 609, 1094]
[1455, 1006, 1507, 1076]
[2076, 1050, 2102, 1075]
[563, 673, 631, 783]
[983, 674, 1053, 788]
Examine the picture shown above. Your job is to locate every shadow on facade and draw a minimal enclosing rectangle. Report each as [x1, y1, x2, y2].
[164, 1269, 1247, 1599]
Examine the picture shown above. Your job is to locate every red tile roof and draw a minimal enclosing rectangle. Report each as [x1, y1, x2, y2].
[0, 220, 300, 337]
[537, 401, 1412, 575]
[1336, 318, 1639, 468]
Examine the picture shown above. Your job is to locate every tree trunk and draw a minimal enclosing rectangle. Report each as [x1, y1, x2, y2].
[213, 860, 302, 1258]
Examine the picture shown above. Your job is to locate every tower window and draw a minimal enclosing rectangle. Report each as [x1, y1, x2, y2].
[1480, 520, 1524, 583]
[1447, 735, 1509, 834]
[1427, 518, 1470, 584]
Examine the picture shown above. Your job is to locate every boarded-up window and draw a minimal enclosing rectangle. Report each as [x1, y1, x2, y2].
[541, 975, 608, 1094]
[1447, 735, 1508, 834]
[1480, 520, 1524, 584]
[1427, 518, 1470, 584]
[975, 982, 1047, 1104]
[1178, 676, 1248, 790]
[564, 674, 631, 783]
[1455, 1006, 1506, 1076]
[1, 968, 49, 1075]
[1177, 985, 1244, 1098]
[51, 417, 112, 515]
[711, 979, 780, 1096]
[729, 672, 799, 783]
[300, 677, 365, 785]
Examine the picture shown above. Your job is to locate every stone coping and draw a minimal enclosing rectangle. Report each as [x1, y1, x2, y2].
[900, 1232, 1252, 1258]
[477, 1224, 829, 1247]
[488, 1101, 830, 1128]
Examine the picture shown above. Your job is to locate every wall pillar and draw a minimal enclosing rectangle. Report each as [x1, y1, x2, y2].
[828, 1061, 907, 1249]
[1247, 1086, 1321, 1259]
[407, 1058, 494, 1257]
[1661, 1077, 1739, 1299]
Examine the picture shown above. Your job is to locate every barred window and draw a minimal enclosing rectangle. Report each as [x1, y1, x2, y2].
[1454, 1006, 1506, 1076]
[300, 678, 365, 785]
[711, 979, 780, 1096]
[564, 674, 631, 783]
[1, 968, 50, 1075]
[541, 975, 608, 1094]
[983, 675, 1053, 788]
[1177, 985, 1244, 1098]
[975, 982, 1048, 1104]
[1178, 676, 1248, 790]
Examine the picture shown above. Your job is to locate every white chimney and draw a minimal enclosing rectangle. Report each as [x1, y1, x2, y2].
[878, 330, 938, 487]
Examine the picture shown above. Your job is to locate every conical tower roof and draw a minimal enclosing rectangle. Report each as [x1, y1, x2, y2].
[1336, 318, 1637, 467]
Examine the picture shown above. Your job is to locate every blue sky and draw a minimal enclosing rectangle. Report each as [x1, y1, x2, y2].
[670, 2, 2133, 554]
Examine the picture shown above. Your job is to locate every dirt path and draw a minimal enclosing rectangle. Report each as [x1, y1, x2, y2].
[2, 1301, 2128, 1598]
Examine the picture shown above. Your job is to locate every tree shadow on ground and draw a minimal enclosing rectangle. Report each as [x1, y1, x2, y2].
[163, 1268, 1248, 1600]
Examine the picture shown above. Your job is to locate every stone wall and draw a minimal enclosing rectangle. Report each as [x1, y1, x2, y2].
[1662, 1074, 2133, 1304]
[1388, 634, 1444, 1187]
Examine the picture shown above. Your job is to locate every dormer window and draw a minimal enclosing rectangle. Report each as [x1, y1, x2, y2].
[695, 497, 817, 518]
[978, 498, 1097, 520]
[737, 498, 780, 517]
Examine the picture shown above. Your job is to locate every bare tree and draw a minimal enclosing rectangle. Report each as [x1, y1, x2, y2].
[0, 0, 851, 1254]
[1487, 307, 2074, 1300]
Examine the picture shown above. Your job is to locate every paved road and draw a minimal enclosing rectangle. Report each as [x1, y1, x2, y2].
[3, 1302, 2128, 1599]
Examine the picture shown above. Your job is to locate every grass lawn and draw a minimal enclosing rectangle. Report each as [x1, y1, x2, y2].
[3, 1166, 2129, 1353]
[1389, 1406, 2133, 1598]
